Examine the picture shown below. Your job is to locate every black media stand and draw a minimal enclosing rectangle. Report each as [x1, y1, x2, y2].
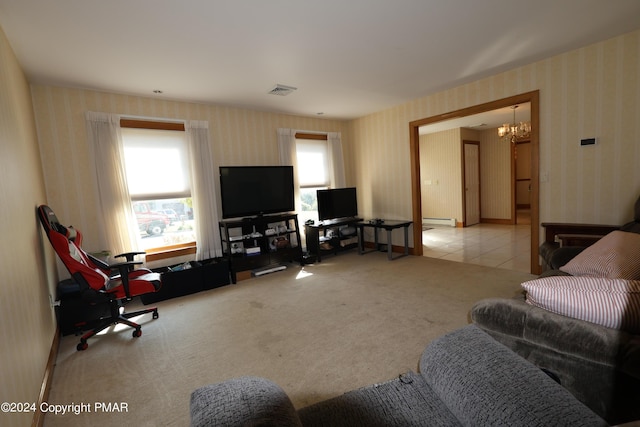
[304, 217, 362, 262]
[219, 213, 302, 283]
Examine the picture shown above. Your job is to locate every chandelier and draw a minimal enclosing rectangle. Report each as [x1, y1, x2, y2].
[498, 105, 531, 143]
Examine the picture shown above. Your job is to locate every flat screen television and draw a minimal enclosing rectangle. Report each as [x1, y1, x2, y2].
[317, 187, 358, 221]
[219, 166, 295, 219]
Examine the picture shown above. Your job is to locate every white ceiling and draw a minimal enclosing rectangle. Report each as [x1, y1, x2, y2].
[1, 0, 639, 120]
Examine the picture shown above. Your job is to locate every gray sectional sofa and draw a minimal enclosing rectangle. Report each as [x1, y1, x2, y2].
[190, 325, 606, 426]
[471, 295, 640, 425]
[469, 200, 640, 425]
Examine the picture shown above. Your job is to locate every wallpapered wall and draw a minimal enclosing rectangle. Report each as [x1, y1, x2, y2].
[31, 29, 640, 253]
[351, 29, 640, 244]
[0, 27, 57, 427]
[30, 86, 350, 255]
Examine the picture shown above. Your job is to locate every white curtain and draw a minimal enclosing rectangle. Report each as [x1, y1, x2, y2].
[277, 128, 302, 213]
[85, 111, 140, 255]
[186, 120, 222, 260]
[327, 132, 346, 188]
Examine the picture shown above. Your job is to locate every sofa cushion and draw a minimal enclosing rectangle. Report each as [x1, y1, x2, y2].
[559, 230, 640, 279]
[522, 276, 640, 333]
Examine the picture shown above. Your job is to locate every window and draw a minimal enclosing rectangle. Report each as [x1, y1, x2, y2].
[121, 124, 196, 252]
[295, 137, 330, 225]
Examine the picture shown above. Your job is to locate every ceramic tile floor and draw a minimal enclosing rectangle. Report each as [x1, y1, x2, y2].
[422, 221, 531, 273]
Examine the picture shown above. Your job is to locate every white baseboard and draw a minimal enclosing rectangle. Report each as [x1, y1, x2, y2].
[422, 218, 456, 227]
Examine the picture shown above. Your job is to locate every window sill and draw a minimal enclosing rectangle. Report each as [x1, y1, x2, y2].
[145, 243, 196, 262]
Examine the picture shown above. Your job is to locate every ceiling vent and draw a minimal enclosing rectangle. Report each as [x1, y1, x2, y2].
[268, 84, 297, 96]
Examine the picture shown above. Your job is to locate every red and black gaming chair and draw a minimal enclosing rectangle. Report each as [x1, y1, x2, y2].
[38, 205, 161, 351]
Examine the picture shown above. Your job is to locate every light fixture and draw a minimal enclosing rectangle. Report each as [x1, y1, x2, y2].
[498, 105, 531, 143]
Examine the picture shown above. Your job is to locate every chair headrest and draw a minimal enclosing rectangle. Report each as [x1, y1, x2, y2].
[39, 205, 78, 241]
[66, 226, 78, 241]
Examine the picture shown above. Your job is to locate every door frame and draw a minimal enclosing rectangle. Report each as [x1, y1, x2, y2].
[409, 90, 540, 274]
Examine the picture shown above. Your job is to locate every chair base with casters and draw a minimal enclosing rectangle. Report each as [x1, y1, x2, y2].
[73, 283, 159, 351]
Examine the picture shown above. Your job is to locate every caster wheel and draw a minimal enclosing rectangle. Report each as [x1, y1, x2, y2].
[77, 342, 88, 351]
[133, 329, 142, 338]
[153, 310, 159, 319]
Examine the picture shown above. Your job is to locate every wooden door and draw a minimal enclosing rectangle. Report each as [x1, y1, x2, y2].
[464, 142, 480, 226]
[515, 141, 531, 210]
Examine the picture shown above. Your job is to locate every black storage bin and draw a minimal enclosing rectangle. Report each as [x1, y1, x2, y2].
[56, 279, 111, 336]
[200, 258, 232, 290]
[141, 258, 230, 304]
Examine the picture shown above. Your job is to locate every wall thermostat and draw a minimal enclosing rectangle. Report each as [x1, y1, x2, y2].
[580, 138, 597, 146]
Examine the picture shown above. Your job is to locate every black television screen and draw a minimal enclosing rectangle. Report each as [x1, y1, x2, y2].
[219, 166, 295, 219]
[317, 187, 358, 221]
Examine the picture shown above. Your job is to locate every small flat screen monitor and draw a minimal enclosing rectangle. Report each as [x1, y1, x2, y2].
[317, 187, 358, 221]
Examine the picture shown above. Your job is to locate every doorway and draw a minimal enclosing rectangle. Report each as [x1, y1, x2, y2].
[409, 91, 540, 274]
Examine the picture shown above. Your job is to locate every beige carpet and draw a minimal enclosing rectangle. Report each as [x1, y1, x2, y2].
[44, 252, 535, 426]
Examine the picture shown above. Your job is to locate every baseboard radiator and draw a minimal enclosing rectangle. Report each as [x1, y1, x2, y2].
[422, 218, 456, 227]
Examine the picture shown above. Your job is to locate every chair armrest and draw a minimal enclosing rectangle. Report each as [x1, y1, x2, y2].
[541, 222, 619, 245]
[108, 261, 143, 299]
[87, 251, 146, 269]
[114, 251, 146, 262]
[109, 261, 143, 270]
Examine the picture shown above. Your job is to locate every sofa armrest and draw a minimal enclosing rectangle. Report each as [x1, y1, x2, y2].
[471, 298, 640, 424]
[470, 298, 639, 370]
[419, 325, 606, 426]
[190, 376, 302, 427]
[548, 246, 586, 269]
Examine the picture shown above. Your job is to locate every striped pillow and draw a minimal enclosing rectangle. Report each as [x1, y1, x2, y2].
[522, 276, 640, 333]
[559, 230, 640, 279]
